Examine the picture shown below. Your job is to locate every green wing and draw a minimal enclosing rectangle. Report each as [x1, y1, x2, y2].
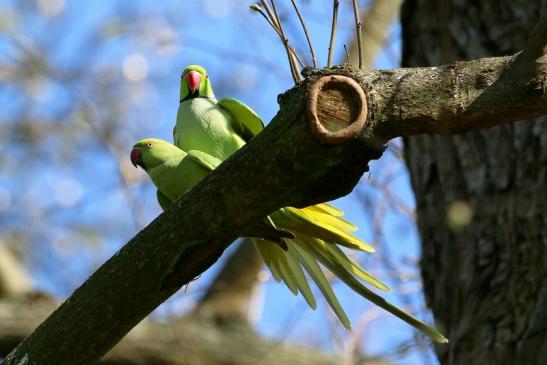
[156, 190, 173, 212]
[252, 238, 317, 310]
[296, 235, 448, 343]
[218, 97, 264, 141]
[289, 238, 351, 329]
[187, 149, 223, 171]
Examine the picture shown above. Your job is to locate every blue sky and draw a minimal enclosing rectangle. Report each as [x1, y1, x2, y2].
[0, 1, 439, 363]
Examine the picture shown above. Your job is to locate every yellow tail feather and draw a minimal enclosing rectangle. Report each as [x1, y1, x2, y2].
[307, 203, 344, 217]
[289, 240, 351, 329]
[281, 207, 374, 252]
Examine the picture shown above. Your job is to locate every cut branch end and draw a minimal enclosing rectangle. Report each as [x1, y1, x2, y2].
[306, 75, 368, 144]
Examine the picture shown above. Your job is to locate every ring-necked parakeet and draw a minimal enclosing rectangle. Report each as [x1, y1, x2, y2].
[131, 138, 447, 343]
[130, 139, 293, 244]
[173, 65, 262, 160]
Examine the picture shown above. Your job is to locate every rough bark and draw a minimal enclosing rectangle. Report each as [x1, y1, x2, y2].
[401, 1, 547, 364]
[3, 18, 547, 364]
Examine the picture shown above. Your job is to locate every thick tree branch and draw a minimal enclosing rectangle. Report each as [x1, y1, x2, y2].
[365, 16, 547, 139]
[3, 16, 546, 365]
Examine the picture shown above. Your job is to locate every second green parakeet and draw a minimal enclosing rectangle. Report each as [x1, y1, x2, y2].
[130, 139, 292, 244]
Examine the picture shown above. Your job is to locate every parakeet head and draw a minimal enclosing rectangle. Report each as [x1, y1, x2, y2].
[130, 138, 183, 171]
[180, 65, 215, 102]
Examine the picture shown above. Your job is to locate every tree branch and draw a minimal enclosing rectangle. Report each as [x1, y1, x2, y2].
[3, 16, 546, 365]
[364, 16, 547, 139]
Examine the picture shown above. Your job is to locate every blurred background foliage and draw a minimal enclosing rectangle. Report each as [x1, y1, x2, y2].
[0, 0, 441, 363]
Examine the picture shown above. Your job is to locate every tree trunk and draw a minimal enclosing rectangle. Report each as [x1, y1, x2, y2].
[401, 1, 547, 364]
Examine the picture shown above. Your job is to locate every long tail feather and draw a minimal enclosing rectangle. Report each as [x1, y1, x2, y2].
[253, 239, 282, 282]
[253, 239, 316, 308]
[325, 244, 390, 291]
[289, 240, 351, 329]
[298, 236, 448, 343]
[308, 203, 344, 217]
[284, 245, 317, 309]
[298, 208, 357, 232]
[275, 207, 374, 252]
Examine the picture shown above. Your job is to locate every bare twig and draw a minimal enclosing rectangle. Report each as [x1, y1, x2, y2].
[257, 1, 279, 28]
[252, 2, 301, 82]
[327, 0, 340, 67]
[352, 0, 364, 69]
[269, 0, 302, 82]
[251, 3, 304, 69]
[250, 4, 282, 37]
[290, 0, 317, 68]
[347, 0, 402, 69]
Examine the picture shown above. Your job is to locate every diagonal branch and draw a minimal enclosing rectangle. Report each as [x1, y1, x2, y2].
[3, 15, 547, 365]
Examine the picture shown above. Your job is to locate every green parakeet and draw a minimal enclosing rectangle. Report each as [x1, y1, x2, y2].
[173, 65, 262, 160]
[131, 138, 447, 343]
[130, 140, 292, 244]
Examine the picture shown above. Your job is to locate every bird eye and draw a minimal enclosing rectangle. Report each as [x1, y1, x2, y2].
[147, 142, 153, 147]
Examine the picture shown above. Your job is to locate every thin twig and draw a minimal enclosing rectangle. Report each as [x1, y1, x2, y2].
[250, 6, 305, 68]
[251, 4, 283, 37]
[288, 45, 305, 68]
[352, 0, 363, 69]
[290, 0, 317, 68]
[269, 0, 302, 82]
[257, 1, 298, 79]
[327, 0, 339, 67]
[258, 0, 279, 28]
[252, 2, 301, 82]
[344, 44, 350, 64]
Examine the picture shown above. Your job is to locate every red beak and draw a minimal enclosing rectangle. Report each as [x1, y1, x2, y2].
[130, 148, 142, 168]
[186, 70, 201, 94]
